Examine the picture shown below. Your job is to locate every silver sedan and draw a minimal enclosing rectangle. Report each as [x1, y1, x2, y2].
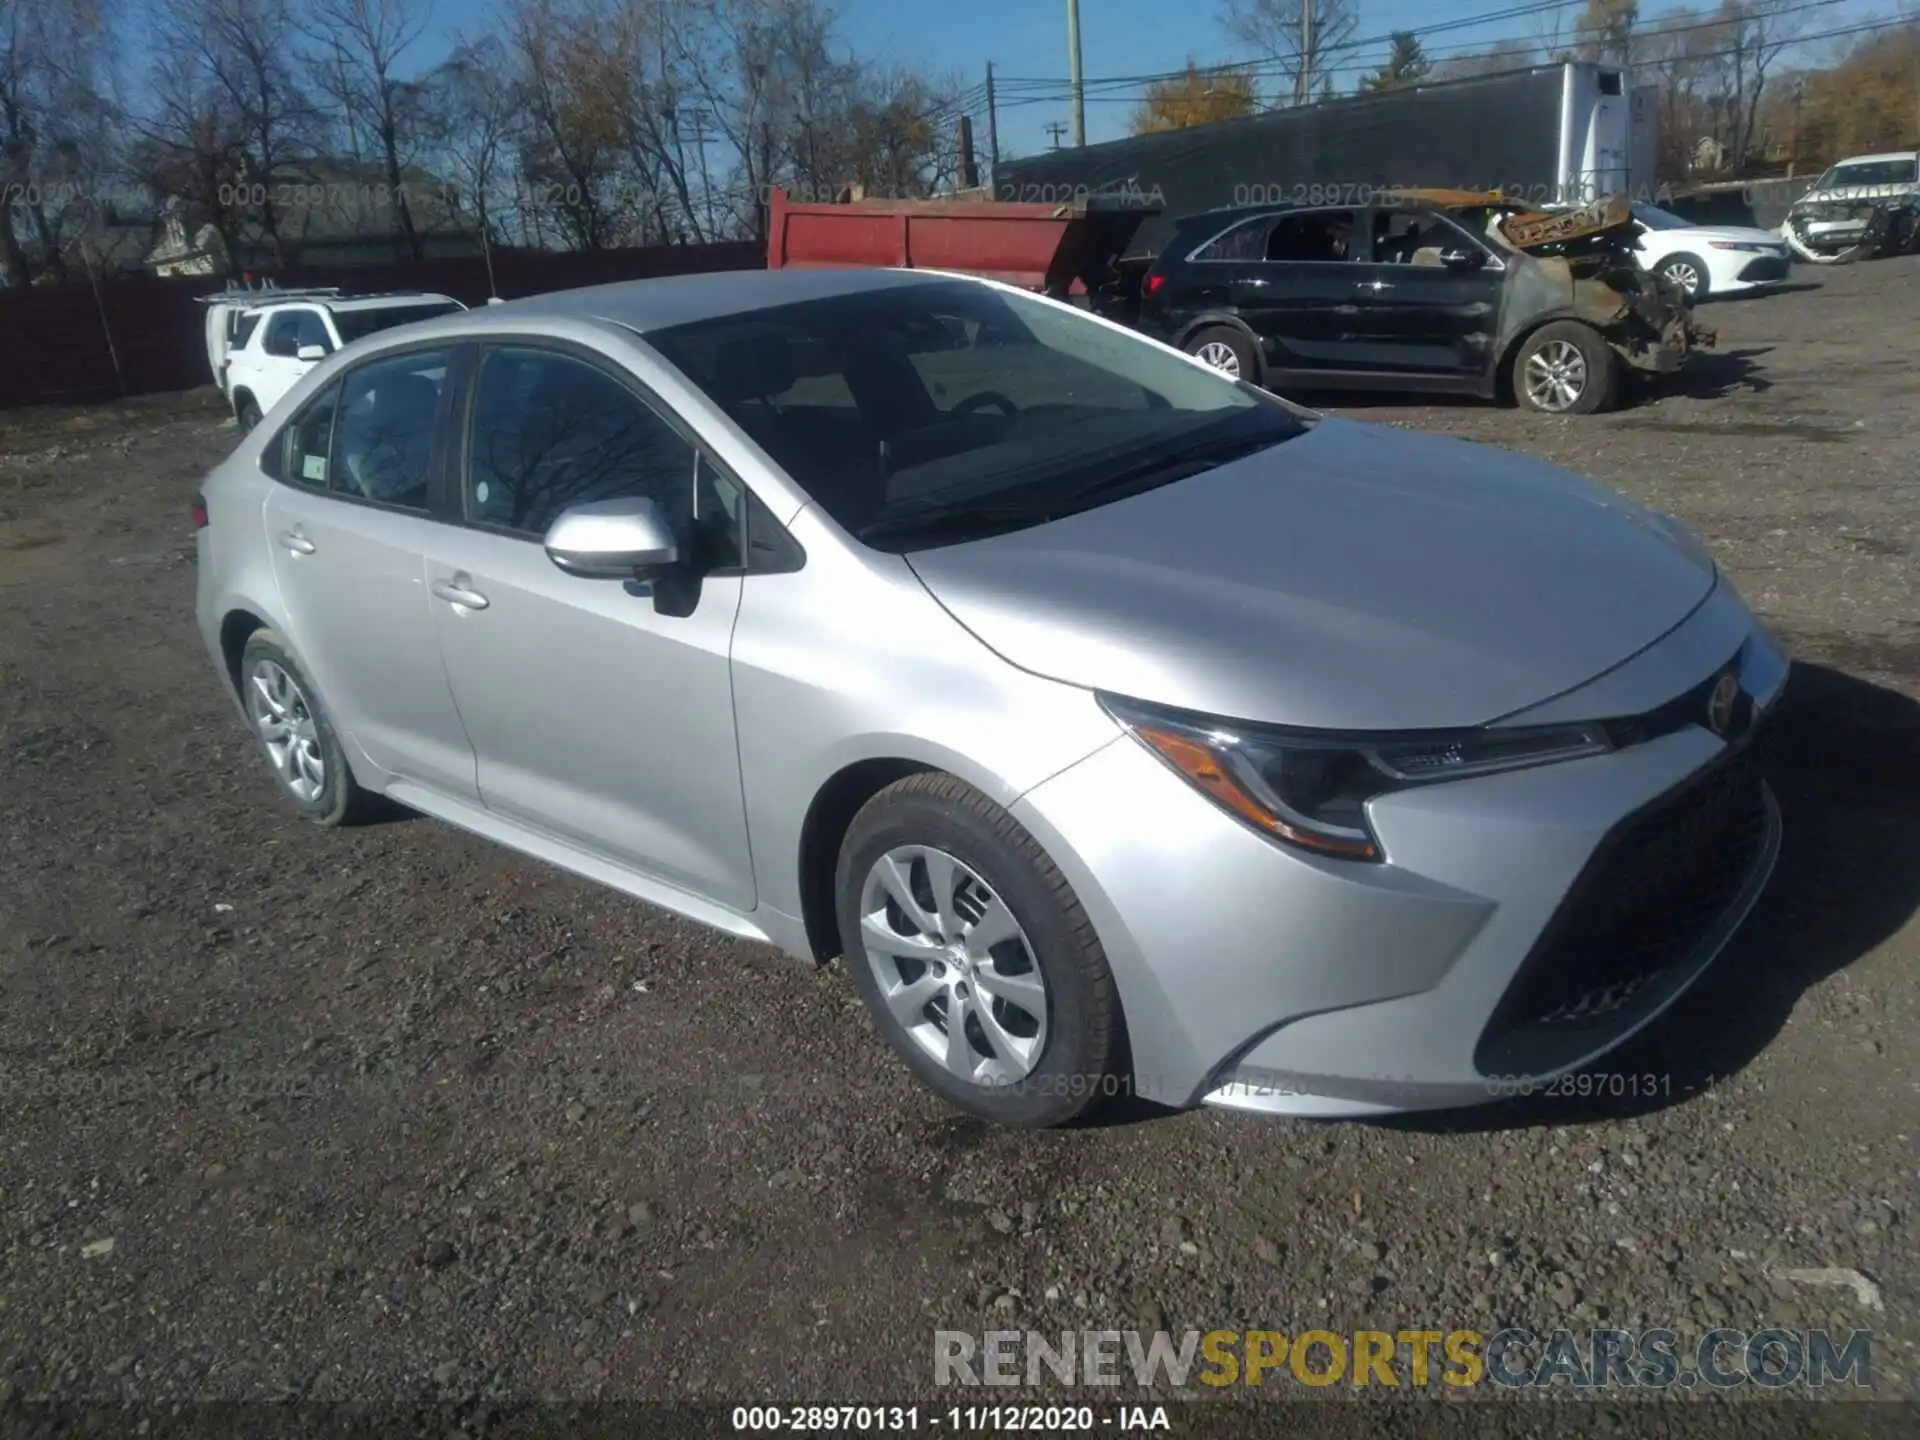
[194, 267, 1786, 1127]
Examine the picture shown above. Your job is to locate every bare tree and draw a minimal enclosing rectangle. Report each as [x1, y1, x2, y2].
[1220, 0, 1359, 106]
[431, 35, 524, 280]
[0, 0, 120, 283]
[304, 0, 436, 259]
[1575, 0, 1640, 66]
[505, 0, 628, 248]
[150, 0, 317, 267]
[1430, 37, 1538, 81]
[1707, 0, 1802, 171]
[1642, 6, 1714, 178]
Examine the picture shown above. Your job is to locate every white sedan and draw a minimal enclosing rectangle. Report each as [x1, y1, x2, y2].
[1627, 202, 1792, 300]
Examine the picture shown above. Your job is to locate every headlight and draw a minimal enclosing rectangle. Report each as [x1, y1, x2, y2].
[1708, 241, 1774, 252]
[1100, 695, 1612, 863]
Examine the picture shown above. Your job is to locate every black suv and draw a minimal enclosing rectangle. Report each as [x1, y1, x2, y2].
[1136, 196, 1700, 414]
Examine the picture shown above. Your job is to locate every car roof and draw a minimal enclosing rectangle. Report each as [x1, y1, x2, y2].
[238, 291, 457, 315]
[408, 266, 946, 336]
[1831, 151, 1917, 165]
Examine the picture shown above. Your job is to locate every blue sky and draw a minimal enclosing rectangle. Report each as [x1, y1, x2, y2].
[417, 0, 1886, 160]
[415, 0, 1572, 157]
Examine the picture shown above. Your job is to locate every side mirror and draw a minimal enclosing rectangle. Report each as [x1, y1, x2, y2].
[1439, 246, 1486, 271]
[296, 343, 328, 361]
[543, 497, 679, 581]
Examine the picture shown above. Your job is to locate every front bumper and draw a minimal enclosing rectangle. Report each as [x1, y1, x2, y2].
[1735, 253, 1789, 288]
[1012, 588, 1788, 1116]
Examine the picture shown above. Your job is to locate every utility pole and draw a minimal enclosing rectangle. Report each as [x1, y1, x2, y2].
[687, 107, 717, 241]
[1045, 120, 1068, 149]
[1296, 0, 1315, 106]
[957, 115, 979, 190]
[985, 62, 1000, 180]
[1066, 0, 1085, 146]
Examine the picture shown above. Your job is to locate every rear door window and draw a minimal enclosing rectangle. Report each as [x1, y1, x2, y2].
[327, 349, 450, 510]
[1191, 217, 1275, 262]
[1264, 209, 1358, 262]
[274, 382, 342, 487]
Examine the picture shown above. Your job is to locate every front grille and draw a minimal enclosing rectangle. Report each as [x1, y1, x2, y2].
[1475, 745, 1770, 1074]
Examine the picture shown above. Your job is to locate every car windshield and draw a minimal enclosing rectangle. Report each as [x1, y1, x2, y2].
[1820, 159, 1917, 189]
[645, 280, 1306, 549]
[328, 302, 461, 343]
[1632, 203, 1694, 230]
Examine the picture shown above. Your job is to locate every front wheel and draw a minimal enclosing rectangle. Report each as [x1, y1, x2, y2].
[835, 774, 1124, 1127]
[1656, 252, 1709, 300]
[236, 395, 263, 434]
[1512, 322, 1619, 415]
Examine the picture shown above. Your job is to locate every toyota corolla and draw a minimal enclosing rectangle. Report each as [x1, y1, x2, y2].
[194, 267, 1786, 1128]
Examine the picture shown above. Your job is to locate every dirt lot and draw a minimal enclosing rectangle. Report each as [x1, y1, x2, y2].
[1, 259, 1916, 1420]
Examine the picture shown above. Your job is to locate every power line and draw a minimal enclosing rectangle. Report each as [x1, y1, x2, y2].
[994, 0, 1861, 97]
[994, 0, 1873, 106]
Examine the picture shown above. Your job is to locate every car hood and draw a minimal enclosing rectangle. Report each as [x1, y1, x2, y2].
[906, 418, 1718, 732]
[1650, 224, 1784, 247]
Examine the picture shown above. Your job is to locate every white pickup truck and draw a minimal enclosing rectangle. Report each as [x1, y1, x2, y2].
[218, 291, 466, 430]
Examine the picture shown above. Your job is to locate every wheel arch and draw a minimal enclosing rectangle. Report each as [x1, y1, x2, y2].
[795, 757, 943, 964]
[219, 608, 275, 698]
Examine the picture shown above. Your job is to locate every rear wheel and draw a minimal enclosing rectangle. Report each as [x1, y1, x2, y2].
[238, 630, 372, 827]
[1512, 321, 1618, 415]
[835, 774, 1124, 1128]
[1184, 325, 1259, 383]
[1656, 252, 1709, 300]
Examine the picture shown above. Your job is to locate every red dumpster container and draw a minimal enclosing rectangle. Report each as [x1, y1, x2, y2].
[765, 186, 1158, 314]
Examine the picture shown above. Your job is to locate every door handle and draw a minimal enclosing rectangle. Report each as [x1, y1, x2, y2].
[1238, 277, 1272, 288]
[277, 529, 316, 555]
[1355, 279, 1396, 292]
[431, 576, 490, 611]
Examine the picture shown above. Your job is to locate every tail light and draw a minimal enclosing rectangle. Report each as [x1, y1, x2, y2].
[192, 491, 209, 529]
[1142, 272, 1166, 296]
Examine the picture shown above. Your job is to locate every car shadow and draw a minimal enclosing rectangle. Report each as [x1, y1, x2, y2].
[1381, 661, 1920, 1136]
[1703, 279, 1823, 301]
[1640, 346, 1772, 400]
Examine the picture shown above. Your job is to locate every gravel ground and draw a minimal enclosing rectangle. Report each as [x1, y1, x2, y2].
[1, 259, 1916, 1421]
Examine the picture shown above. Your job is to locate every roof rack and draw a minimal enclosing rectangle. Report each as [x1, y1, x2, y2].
[194, 281, 342, 305]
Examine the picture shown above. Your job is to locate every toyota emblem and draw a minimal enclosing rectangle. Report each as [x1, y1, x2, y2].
[1706, 673, 1740, 736]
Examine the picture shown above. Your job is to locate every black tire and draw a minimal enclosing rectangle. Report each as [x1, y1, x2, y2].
[1511, 321, 1619, 415]
[235, 394, 263, 434]
[237, 629, 373, 827]
[834, 773, 1124, 1128]
[1183, 324, 1260, 384]
[1656, 252, 1710, 301]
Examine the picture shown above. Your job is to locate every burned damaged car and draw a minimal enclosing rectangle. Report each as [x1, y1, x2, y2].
[1782, 151, 1920, 264]
[1137, 189, 1712, 414]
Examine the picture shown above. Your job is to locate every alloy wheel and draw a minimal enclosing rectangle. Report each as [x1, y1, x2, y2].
[1194, 341, 1241, 377]
[246, 658, 327, 803]
[1523, 339, 1588, 412]
[857, 845, 1049, 1086]
[1665, 261, 1701, 296]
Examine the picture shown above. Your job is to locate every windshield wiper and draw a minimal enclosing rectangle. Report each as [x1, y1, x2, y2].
[857, 497, 1051, 544]
[856, 427, 1294, 546]
[1048, 429, 1291, 511]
